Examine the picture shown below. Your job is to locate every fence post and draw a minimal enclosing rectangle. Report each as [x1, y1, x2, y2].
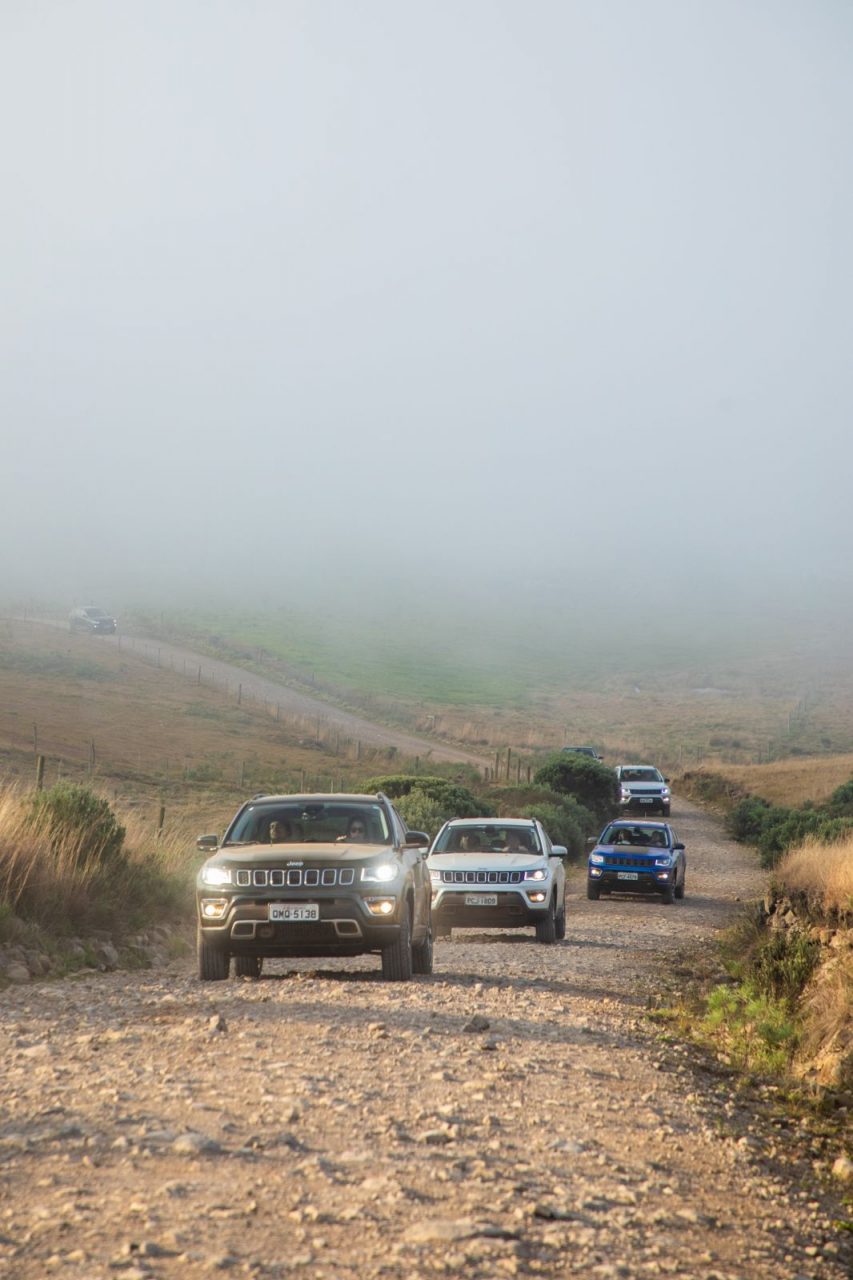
[157, 804, 166, 839]
[237, 683, 242, 706]
[300, 769, 306, 790]
[35, 755, 45, 791]
[506, 747, 512, 781]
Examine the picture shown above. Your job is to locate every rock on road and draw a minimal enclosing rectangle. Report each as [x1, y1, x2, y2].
[0, 800, 849, 1280]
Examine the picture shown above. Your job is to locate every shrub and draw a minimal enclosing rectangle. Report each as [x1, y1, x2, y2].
[532, 754, 618, 825]
[757, 811, 853, 869]
[29, 783, 126, 868]
[393, 791, 451, 839]
[523, 803, 586, 858]
[362, 775, 492, 819]
[726, 796, 773, 843]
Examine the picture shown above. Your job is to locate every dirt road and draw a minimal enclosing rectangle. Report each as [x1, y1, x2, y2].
[1, 800, 848, 1280]
[24, 619, 486, 769]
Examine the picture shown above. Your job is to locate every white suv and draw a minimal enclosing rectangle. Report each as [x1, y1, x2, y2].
[428, 818, 566, 943]
[615, 765, 671, 817]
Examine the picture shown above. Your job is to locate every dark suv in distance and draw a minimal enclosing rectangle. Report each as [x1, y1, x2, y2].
[69, 605, 117, 634]
[561, 746, 602, 760]
[195, 793, 433, 982]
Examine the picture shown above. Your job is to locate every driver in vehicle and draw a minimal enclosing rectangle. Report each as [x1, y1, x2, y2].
[269, 819, 293, 843]
[338, 816, 369, 842]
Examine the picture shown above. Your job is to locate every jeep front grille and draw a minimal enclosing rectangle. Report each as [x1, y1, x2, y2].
[438, 870, 523, 885]
[234, 867, 355, 888]
[603, 855, 657, 868]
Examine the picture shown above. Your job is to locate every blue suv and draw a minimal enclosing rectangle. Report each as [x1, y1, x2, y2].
[587, 820, 686, 904]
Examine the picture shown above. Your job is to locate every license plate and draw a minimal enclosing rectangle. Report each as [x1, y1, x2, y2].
[465, 893, 497, 906]
[617, 872, 639, 881]
[638, 798, 654, 804]
[269, 903, 319, 922]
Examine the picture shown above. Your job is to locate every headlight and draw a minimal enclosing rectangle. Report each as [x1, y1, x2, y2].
[201, 866, 231, 886]
[430, 869, 442, 882]
[361, 862, 399, 883]
[653, 857, 672, 867]
[523, 868, 547, 881]
[620, 788, 631, 800]
[589, 853, 604, 865]
[661, 787, 671, 798]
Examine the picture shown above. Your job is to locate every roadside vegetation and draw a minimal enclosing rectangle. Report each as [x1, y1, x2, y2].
[0, 783, 195, 958]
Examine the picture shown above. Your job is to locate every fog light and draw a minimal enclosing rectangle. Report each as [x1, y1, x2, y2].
[365, 898, 396, 916]
[655, 871, 670, 880]
[529, 891, 546, 903]
[201, 899, 227, 919]
[589, 868, 603, 878]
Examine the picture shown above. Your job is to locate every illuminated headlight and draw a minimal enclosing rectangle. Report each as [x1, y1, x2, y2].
[620, 788, 631, 800]
[589, 853, 604, 865]
[529, 891, 547, 903]
[365, 897, 396, 915]
[201, 866, 231, 887]
[201, 898, 228, 919]
[661, 787, 671, 798]
[361, 863, 398, 883]
[523, 868, 547, 881]
[653, 857, 672, 867]
[589, 867, 603, 877]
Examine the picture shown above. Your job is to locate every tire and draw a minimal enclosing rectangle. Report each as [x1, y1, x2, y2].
[197, 928, 229, 981]
[535, 897, 557, 944]
[234, 954, 263, 979]
[412, 921, 434, 975]
[674, 870, 685, 900]
[381, 902, 413, 981]
[586, 883, 601, 901]
[555, 898, 566, 940]
[660, 882, 675, 905]
[662, 805, 671, 817]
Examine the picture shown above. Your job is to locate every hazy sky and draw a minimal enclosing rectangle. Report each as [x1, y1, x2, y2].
[2, 1, 851, 616]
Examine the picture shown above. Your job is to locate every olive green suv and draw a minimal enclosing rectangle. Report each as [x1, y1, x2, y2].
[195, 792, 433, 982]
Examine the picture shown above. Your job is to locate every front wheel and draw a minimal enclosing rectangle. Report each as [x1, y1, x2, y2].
[674, 871, 685, 900]
[555, 899, 566, 940]
[381, 904, 413, 981]
[412, 921, 434, 975]
[662, 805, 671, 817]
[535, 898, 557, 943]
[197, 927, 229, 981]
[660, 882, 675, 905]
[586, 883, 601, 901]
[234, 954, 263, 978]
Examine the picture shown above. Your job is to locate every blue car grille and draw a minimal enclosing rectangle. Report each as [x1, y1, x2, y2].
[439, 870, 523, 885]
[234, 867, 355, 888]
[602, 855, 657, 868]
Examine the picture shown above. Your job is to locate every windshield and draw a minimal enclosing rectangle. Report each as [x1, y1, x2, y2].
[600, 824, 670, 848]
[432, 824, 541, 854]
[84, 608, 108, 618]
[225, 802, 391, 846]
[620, 768, 663, 783]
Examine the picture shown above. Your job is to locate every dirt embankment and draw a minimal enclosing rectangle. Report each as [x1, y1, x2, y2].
[0, 800, 850, 1280]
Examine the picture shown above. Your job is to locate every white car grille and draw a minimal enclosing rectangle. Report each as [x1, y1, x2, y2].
[438, 870, 523, 885]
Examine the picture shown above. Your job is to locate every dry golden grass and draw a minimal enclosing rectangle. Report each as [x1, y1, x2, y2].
[0, 784, 198, 936]
[709, 755, 853, 808]
[775, 836, 853, 914]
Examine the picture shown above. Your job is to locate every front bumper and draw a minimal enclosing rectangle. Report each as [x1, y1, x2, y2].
[431, 885, 551, 929]
[587, 866, 675, 894]
[196, 890, 405, 956]
[618, 795, 668, 812]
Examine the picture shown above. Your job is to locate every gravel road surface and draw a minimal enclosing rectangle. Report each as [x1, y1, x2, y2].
[1, 800, 849, 1280]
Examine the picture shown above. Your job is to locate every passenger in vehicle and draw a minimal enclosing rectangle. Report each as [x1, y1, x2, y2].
[503, 830, 529, 852]
[269, 819, 293, 843]
[339, 816, 369, 842]
[459, 832, 482, 851]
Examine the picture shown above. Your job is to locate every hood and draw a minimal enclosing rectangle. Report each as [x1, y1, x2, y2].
[427, 851, 544, 871]
[208, 840, 391, 866]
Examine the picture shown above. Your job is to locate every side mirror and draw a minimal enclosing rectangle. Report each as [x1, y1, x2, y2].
[585, 836, 599, 847]
[551, 845, 568, 857]
[197, 834, 219, 851]
[404, 830, 430, 848]
[672, 842, 684, 850]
